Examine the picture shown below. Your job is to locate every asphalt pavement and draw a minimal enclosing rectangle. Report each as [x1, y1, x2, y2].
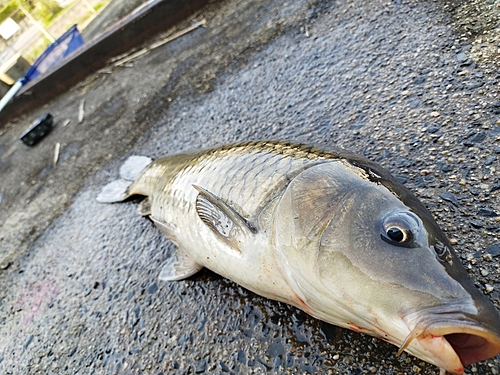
[0, 0, 499, 374]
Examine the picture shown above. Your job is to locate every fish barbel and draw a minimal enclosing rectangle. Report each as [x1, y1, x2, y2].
[97, 141, 500, 374]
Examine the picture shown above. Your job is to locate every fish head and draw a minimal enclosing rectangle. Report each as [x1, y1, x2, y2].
[273, 160, 500, 374]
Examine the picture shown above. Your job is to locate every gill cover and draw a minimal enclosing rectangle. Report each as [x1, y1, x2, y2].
[274, 161, 480, 335]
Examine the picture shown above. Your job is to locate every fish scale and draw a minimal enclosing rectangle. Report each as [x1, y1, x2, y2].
[145, 143, 327, 225]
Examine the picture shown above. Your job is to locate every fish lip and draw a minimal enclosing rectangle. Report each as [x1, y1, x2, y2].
[402, 310, 500, 373]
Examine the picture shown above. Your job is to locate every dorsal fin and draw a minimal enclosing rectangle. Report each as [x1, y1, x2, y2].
[193, 185, 256, 251]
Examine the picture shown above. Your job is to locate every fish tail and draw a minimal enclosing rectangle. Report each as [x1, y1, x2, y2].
[97, 156, 152, 203]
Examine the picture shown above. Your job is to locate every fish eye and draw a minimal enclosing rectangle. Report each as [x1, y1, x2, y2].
[385, 225, 411, 243]
[380, 211, 420, 247]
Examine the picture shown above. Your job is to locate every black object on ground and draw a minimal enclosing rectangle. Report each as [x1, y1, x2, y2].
[20, 112, 53, 146]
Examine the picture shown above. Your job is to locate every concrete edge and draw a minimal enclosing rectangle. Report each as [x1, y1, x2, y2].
[0, 0, 210, 123]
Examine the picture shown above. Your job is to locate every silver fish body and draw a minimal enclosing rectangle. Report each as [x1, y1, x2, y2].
[98, 141, 500, 374]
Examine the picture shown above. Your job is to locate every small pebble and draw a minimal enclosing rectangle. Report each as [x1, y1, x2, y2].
[237, 350, 247, 364]
[195, 359, 207, 373]
[485, 284, 494, 294]
[484, 155, 497, 166]
[478, 207, 498, 217]
[486, 243, 500, 257]
[490, 183, 500, 193]
[456, 52, 468, 63]
[439, 192, 460, 207]
[470, 189, 481, 196]
[23, 335, 34, 352]
[464, 132, 487, 146]
[147, 282, 158, 294]
[220, 361, 230, 372]
[470, 220, 485, 228]
[68, 346, 78, 357]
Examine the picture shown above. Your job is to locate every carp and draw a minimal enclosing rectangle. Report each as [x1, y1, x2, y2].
[97, 141, 500, 374]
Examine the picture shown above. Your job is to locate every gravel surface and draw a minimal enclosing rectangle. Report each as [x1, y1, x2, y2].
[0, 0, 499, 374]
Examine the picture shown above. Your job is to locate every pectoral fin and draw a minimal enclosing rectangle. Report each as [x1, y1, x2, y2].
[193, 185, 256, 252]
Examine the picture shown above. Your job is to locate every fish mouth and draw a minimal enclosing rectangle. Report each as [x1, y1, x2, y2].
[401, 311, 500, 374]
[445, 331, 495, 367]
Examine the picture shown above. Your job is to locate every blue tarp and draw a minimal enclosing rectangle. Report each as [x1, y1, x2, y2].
[22, 24, 84, 84]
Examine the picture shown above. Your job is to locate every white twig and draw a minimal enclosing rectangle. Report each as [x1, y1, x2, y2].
[54, 142, 60, 166]
[148, 18, 207, 51]
[113, 48, 149, 67]
[111, 19, 207, 67]
[78, 99, 85, 123]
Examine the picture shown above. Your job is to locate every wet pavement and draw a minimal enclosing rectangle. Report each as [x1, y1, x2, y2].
[0, 0, 500, 374]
